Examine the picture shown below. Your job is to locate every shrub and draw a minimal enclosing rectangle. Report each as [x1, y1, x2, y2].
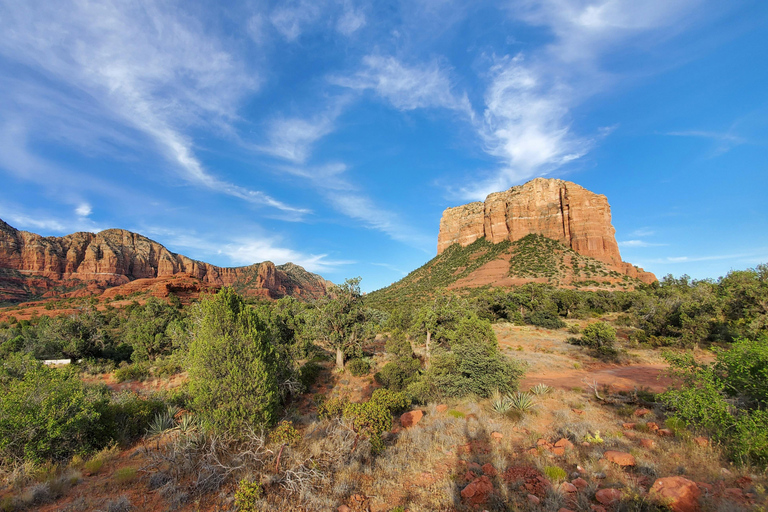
[346, 358, 370, 377]
[188, 289, 281, 432]
[298, 361, 322, 390]
[342, 400, 392, 454]
[370, 388, 410, 414]
[114, 467, 137, 485]
[384, 332, 413, 357]
[580, 322, 616, 349]
[422, 316, 523, 399]
[317, 396, 347, 419]
[113, 362, 149, 383]
[0, 356, 108, 464]
[525, 310, 566, 329]
[543, 465, 567, 482]
[374, 356, 421, 391]
[234, 479, 262, 511]
[269, 420, 301, 446]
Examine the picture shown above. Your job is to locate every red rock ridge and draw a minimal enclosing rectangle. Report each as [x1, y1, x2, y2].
[437, 178, 656, 284]
[0, 219, 329, 301]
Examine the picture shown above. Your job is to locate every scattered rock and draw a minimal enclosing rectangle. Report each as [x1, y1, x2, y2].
[622, 422, 637, 430]
[604, 450, 636, 467]
[527, 494, 540, 505]
[559, 482, 577, 493]
[400, 410, 424, 428]
[482, 463, 497, 477]
[468, 462, 483, 474]
[634, 408, 651, 417]
[593, 472, 606, 479]
[461, 475, 493, 506]
[436, 404, 448, 413]
[595, 488, 622, 505]
[657, 429, 674, 437]
[591, 506, 607, 512]
[640, 438, 655, 449]
[572, 478, 588, 490]
[552, 447, 566, 456]
[537, 438, 550, 446]
[555, 438, 574, 449]
[693, 437, 708, 447]
[491, 431, 503, 441]
[338, 506, 351, 512]
[572, 408, 585, 415]
[558, 509, 575, 512]
[624, 431, 637, 439]
[646, 422, 659, 431]
[650, 476, 702, 512]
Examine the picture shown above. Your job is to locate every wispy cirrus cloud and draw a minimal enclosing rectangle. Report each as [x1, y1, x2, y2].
[461, 0, 705, 199]
[0, 0, 304, 214]
[618, 239, 666, 248]
[665, 129, 747, 156]
[331, 55, 473, 115]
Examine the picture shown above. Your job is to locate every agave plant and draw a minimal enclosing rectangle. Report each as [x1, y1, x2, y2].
[507, 391, 536, 413]
[178, 413, 199, 433]
[147, 409, 177, 437]
[490, 389, 513, 414]
[529, 383, 553, 396]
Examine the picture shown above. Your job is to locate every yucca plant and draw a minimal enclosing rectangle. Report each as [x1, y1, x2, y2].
[507, 391, 536, 413]
[490, 389, 513, 414]
[178, 413, 199, 433]
[530, 383, 553, 396]
[147, 409, 177, 437]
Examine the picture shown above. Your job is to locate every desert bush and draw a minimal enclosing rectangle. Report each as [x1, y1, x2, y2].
[113, 362, 149, 383]
[580, 322, 616, 348]
[114, 467, 137, 484]
[543, 465, 567, 482]
[384, 332, 412, 357]
[188, 288, 282, 432]
[317, 396, 348, 419]
[342, 401, 392, 454]
[234, 478, 262, 511]
[100, 392, 165, 445]
[661, 338, 768, 464]
[346, 358, 370, 377]
[269, 420, 301, 446]
[421, 316, 523, 399]
[369, 388, 410, 414]
[525, 310, 566, 329]
[298, 361, 322, 389]
[374, 356, 421, 391]
[0, 355, 109, 464]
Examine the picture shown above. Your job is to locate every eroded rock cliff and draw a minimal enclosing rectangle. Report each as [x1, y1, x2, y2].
[0, 219, 329, 301]
[437, 178, 655, 284]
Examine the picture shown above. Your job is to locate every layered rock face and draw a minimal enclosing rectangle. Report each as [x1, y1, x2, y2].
[437, 178, 656, 283]
[0, 219, 329, 301]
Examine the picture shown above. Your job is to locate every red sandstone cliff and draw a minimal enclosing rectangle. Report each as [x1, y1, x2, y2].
[0, 219, 329, 301]
[437, 178, 656, 284]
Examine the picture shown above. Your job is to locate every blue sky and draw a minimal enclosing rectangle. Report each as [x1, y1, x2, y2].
[0, 0, 766, 292]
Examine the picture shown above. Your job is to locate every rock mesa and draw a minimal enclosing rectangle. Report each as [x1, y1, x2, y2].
[0, 219, 329, 301]
[437, 178, 655, 283]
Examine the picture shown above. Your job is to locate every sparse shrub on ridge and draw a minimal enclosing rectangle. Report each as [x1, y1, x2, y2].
[346, 358, 370, 377]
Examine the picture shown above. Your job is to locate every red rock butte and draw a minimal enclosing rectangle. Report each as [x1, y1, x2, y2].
[437, 178, 656, 284]
[0, 219, 329, 302]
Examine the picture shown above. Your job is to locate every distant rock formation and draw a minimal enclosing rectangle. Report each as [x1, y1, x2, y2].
[437, 178, 656, 284]
[0, 219, 329, 302]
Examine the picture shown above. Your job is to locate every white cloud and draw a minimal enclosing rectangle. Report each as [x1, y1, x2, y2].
[261, 116, 338, 164]
[460, 0, 703, 198]
[331, 55, 473, 115]
[270, 1, 322, 41]
[337, 7, 366, 36]
[665, 129, 747, 156]
[618, 239, 666, 248]
[631, 227, 656, 237]
[0, 0, 303, 214]
[75, 203, 92, 217]
[222, 238, 352, 273]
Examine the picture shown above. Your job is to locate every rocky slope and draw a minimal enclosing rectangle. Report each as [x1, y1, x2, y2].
[437, 178, 655, 283]
[0, 219, 329, 302]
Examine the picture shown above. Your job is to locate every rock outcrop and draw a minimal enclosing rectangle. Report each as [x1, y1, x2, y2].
[437, 178, 655, 283]
[0, 219, 329, 302]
